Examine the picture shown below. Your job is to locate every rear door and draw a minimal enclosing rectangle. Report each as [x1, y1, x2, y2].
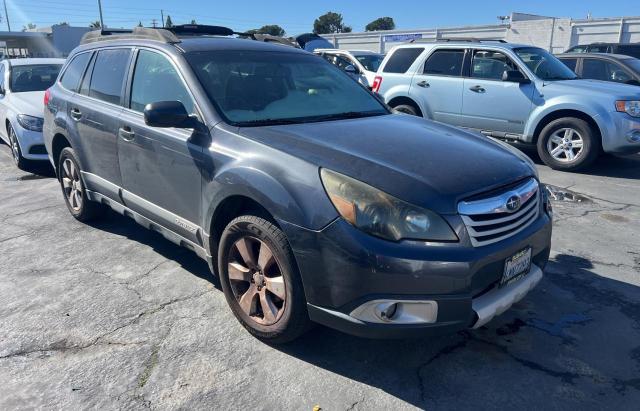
[71, 48, 132, 200]
[410, 48, 465, 125]
[460, 49, 535, 135]
[118, 48, 207, 242]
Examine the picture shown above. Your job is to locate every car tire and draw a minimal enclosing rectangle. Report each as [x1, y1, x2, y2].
[392, 103, 420, 116]
[218, 215, 310, 343]
[8, 123, 29, 170]
[536, 117, 599, 171]
[58, 147, 104, 222]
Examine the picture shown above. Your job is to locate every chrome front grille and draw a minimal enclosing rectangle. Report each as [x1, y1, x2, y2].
[458, 178, 540, 247]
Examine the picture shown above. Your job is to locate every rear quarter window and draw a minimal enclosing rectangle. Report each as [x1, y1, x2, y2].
[383, 48, 424, 74]
[60, 52, 92, 92]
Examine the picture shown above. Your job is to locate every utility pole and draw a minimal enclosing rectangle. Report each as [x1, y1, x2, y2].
[151, 19, 158, 28]
[97, 0, 104, 29]
[161, 10, 165, 28]
[3, 0, 11, 32]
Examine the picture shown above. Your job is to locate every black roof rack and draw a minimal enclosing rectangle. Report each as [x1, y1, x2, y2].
[80, 24, 250, 45]
[409, 37, 507, 44]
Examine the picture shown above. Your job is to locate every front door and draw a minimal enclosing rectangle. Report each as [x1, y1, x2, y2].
[460, 50, 536, 135]
[410, 48, 465, 125]
[117, 49, 207, 243]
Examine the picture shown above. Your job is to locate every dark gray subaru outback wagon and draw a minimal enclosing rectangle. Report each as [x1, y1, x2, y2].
[43, 26, 552, 343]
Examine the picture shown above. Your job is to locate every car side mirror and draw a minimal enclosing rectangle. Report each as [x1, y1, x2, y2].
[144, 101, 195, 128]
[344, 64, 358, 74]
[502, 70, 531, 84]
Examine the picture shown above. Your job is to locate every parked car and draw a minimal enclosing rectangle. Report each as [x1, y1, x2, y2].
[373, 40, 640, 171]
[0, 58, 64, 169]
[315, 49, 384, 87]
[44, 26, 552, 343]
[557, 53, 640, 86]
[565, 42, 640, 59]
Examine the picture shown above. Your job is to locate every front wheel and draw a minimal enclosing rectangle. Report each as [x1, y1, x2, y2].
[536, 117, 599, 171]
[391, 104, 420, 116]
[218, 215, 309, 343]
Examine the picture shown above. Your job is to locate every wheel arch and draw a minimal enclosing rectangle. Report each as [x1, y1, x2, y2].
[387, 96, 423, 116]
[51, 133, 72, 177]
[529, 109, 602, 147]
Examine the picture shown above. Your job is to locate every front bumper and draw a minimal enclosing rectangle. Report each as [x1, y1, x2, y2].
[14, 126, 48, 161]
[603, 112, 640, 154]
[280, 210, 551, 339]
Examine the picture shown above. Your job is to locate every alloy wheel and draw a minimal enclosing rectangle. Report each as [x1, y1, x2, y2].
[546, 127, 584, 163]
[61, 158, 83, 211]
[9, 127, 20, 164]
[228, 236, 286, 326]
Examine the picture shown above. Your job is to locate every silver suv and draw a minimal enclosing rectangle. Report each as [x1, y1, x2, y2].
[374, 39, 640, 171]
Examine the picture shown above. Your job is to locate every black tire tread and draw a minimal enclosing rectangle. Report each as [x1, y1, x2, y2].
[58, 147, 105, 222]
[536, 117, 599, 171]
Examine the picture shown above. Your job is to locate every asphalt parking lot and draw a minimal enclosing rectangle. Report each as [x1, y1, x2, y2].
[1, 143, 639, 410]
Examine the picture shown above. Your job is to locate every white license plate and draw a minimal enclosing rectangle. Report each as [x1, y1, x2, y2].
[501, 247, 532, 286]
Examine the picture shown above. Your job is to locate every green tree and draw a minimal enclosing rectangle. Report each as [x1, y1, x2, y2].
[165, 15, 173, 28]
[22, 23, 37, 31]
[256, 24, 285, 36]
[190, 19, 197, 24]
[89, 20, 101, 29]
[365, 17, 395, 31]
[137, 21, 143, 27]
[313, 12, 351, 34]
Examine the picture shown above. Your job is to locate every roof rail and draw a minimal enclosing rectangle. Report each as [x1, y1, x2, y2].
[80, 24, 248, 45]
[409, 37, 507, 44]
[81, 27, 180, 45]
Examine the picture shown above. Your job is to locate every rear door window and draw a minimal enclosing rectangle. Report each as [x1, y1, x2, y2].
[559, 57, 578, 72]
[424, 49, 465, 76]
[60, 52, 91, 92]
[383, 48, 424, 73]
[88, 49, 132, 105]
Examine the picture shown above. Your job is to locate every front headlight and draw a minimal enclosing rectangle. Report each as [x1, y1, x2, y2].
[16, 114, 44, 132]
[615, 100, 640, 118]
[320, 169, 458, 242]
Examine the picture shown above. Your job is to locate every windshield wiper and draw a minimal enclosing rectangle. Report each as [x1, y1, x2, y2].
[237, 118, 303, 127]
[304, 111, 387, 122]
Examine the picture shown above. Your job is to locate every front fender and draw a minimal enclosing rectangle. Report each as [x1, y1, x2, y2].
[524, 98, 610, 143]
[202, 156, 338, 237]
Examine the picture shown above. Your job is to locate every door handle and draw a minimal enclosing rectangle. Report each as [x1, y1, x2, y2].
[469, 85, 486, 93]
[70, 108, 82, 121]
[417, 80, 430, 88]
[119, 126, 135, 142]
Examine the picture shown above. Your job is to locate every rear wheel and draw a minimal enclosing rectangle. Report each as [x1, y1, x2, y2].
[218, 215, 309, 343]
[537, 117, 599, 171]
[8, 124, 28, 170]
[58, 147, 104, 222]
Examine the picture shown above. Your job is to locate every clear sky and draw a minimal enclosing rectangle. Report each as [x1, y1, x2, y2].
[6, 0, 640, 35]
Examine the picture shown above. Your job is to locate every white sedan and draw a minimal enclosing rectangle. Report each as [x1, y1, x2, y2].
[0, 58, 64, 169]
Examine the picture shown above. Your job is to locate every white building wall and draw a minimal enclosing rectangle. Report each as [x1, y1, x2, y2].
[325, 13, 640, 54]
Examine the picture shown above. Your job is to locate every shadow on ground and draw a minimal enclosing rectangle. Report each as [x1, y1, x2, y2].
[272, 254, 640, 408]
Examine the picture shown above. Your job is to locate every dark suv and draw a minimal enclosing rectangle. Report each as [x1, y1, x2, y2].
[44, 26, 552, 342]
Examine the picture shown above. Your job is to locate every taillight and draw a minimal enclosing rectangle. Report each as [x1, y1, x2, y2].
[372, 76, 383, 93]
[44, 89, 51, 107]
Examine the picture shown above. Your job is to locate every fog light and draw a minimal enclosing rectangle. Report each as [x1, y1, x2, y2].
[350, 299, 438, 324]
[627, 130, 640, 143]
[375, 302, 398, 322]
